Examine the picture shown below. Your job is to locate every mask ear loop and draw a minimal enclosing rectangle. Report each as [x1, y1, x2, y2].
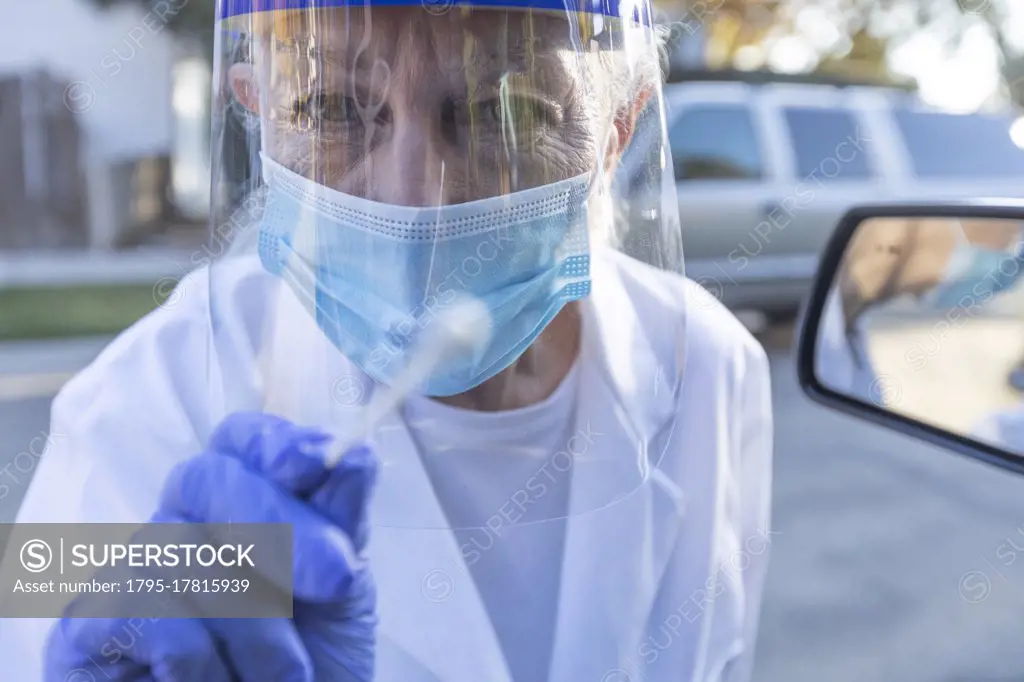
[590, 153, 618, 251]
[243, 35, 272, 179]
[588, 97, 628, 255]
[582, 23, 632, 256]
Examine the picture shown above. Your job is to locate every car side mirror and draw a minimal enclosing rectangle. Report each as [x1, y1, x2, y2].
[797, 200, 1024, 476]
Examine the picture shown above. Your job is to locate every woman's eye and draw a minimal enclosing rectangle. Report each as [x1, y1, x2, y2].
[475, 96, 554, 131]
[293, 93, 365, 127]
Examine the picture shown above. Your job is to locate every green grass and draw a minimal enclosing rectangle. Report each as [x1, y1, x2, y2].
[0, 282, 175, 341]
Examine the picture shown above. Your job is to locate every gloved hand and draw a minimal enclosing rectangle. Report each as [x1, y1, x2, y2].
[44, 412, 379, 682]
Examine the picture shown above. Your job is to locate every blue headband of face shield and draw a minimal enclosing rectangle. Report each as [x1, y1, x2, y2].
[257, 154, 594, 397]
[218, 0, 654, 26]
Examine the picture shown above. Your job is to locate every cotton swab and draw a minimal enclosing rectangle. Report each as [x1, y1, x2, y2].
[325, 296, 492, 467]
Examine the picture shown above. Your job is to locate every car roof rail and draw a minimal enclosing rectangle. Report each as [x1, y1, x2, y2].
[664, 67, 918, 93]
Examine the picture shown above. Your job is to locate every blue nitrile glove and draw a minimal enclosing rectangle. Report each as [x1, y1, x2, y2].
[44, 412, 379, 682]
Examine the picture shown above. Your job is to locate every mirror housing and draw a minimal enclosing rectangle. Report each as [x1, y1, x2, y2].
[797, 199, 1024, 477]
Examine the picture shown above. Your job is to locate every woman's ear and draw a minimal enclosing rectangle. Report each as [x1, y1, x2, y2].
[603, 85, 654, 174]
[612, 84, 654, 155]
[228, 63, 260, 114]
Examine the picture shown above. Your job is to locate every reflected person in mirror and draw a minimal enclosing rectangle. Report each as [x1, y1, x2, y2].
[817, 217, 1024, 406]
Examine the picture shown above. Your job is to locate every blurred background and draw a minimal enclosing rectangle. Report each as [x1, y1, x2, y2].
[2, 1, 1024, 681]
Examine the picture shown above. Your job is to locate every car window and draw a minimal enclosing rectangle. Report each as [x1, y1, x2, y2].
[782, 106, 875, 180]
[668, 103, 763, 181]
[893, 107, 1024, 177]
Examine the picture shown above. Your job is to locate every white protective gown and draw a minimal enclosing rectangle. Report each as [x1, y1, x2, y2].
[0, 247, 774, 682]
[815, 287, 879, 403]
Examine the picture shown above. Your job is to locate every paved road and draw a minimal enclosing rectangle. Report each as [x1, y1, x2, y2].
[757, 334, 1024, 682]
[0, 337, 112, 521]
[1, 334, 1023, 681]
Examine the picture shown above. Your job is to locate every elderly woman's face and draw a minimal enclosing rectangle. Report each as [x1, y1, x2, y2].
[233, 8, 620, 206]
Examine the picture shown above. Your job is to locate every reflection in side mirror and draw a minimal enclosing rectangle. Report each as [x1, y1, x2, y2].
[806, 208, 1024, 469]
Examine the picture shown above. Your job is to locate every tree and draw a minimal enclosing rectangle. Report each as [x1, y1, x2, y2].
[669, 0, 1021, 103]
[814, 28, 901, 84]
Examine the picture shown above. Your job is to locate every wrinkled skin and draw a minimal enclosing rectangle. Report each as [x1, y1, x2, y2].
[253, 10, 603, 201]
[228, 8, 646, 411]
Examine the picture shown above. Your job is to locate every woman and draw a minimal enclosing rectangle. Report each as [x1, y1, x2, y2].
[1, 2, 774, 681]
[817, 216, 1024, 406]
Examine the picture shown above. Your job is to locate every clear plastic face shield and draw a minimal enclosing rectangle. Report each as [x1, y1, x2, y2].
[209, 3, 685, 658]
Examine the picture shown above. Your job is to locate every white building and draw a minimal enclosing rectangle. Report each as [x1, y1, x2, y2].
[0, 0, 209, 248]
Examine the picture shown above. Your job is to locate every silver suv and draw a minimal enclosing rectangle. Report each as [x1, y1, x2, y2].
[618, 71, 1024, 321]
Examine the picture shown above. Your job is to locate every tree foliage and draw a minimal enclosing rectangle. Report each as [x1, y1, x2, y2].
[672, 0, 1022, 104]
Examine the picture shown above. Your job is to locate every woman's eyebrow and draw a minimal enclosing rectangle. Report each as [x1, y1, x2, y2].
[276, 38, 383, 69]
[474, 41, 552, 80]
[478, 53, 573, 93]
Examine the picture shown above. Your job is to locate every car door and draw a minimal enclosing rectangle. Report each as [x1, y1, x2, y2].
[666, 84, 783, 297]
[768, 201, 1024, 682]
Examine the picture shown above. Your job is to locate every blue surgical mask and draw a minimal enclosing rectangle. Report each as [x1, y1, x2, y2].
[257, 154, 592, 397]
[920, 222, 1024, 310]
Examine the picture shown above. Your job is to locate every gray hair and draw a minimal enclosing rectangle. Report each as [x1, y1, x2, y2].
[599, 23, 672, 111]
[589, 23, 672, 256]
